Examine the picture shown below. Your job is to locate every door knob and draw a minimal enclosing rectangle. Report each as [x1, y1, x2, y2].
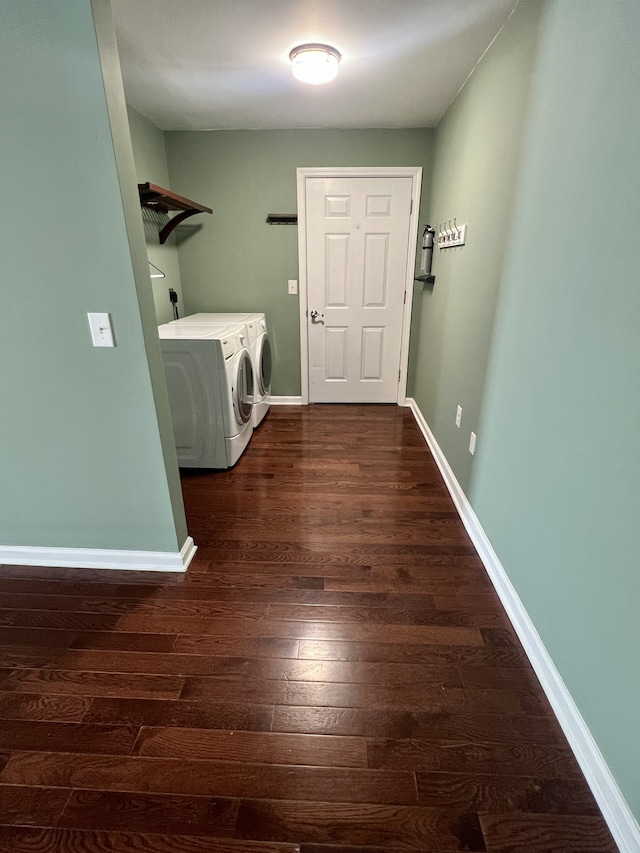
[310, 310, 325, 324]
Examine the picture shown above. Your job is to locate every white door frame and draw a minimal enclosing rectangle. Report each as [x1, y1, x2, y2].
[296, 166, 422, 405]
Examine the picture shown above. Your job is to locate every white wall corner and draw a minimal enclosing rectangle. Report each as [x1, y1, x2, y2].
[406, 396, 640, 853]
[0, 536, 197, 573]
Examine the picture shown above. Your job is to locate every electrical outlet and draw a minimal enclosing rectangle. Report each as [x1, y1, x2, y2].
[469, 432, 477, 455]
[288, 279, 298, 295]
[455, 405, 462, 428]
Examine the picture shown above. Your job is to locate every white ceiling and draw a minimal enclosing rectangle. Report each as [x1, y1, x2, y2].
[111, 0, 518, 131]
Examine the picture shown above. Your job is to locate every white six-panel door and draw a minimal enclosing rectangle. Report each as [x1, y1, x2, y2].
[303, 175, 415, 403]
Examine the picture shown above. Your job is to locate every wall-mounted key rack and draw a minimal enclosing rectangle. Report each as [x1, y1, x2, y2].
[266, 214, 298, 225]
[436, 220, 467, 248]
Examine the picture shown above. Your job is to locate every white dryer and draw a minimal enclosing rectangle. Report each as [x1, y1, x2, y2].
[172, 312, 271, 427]
[157, 322, 254, 468]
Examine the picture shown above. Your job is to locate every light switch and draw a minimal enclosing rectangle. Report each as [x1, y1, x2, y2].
[288, 279, 298, 295]
[87, 312, 115, 347]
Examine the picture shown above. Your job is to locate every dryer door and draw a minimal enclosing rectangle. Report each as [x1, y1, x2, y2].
[258, 334, 272, 395]
[234, 350, 254, 425]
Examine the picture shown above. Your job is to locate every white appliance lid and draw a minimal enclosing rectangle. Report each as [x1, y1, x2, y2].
[175, 312, 265, 324]
[158, 321, 242, 340]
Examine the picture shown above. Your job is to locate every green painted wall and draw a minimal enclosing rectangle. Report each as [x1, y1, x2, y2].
[127, 105, 185, 325]
[407, 1, 543, 491]
[165, 129, 434, 395]
[470, 0, 640, 820]
[0, 0, 186, 554]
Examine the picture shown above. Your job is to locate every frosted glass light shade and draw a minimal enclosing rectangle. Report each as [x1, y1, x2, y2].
[289, 43, 341, 85]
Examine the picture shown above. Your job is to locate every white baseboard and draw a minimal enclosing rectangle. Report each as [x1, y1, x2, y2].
[0, 536, 197, 573]
[268, 395, 303, 405]
[179, 536, 198, 571]
[407, 397, 640, 853]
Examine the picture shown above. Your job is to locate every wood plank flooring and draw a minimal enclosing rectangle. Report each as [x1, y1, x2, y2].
[0, 405, 617, 852]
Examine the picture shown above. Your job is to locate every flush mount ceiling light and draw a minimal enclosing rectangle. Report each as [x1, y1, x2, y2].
[289, 43, 341, 85]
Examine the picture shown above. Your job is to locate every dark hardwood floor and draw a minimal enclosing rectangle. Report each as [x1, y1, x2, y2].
[0, 405, 617, 852]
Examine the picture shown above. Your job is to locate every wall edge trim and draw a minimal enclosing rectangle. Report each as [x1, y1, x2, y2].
[0, 537, 197, 573]
[406, 396, 640, 853]
[268, 396, 303, 405]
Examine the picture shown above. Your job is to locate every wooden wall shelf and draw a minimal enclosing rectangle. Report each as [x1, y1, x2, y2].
[138, 182, 212, 244]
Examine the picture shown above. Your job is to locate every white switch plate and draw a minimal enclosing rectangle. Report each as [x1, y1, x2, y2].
[455, 405, 462, 428]
[87, 312, 115, 347]
[288, 279, 298, 295]
[469, 432, 477, 455]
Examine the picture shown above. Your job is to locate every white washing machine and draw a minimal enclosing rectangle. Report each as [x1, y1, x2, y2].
[157, 322, 254, 468]
[171, 313, 271, 427]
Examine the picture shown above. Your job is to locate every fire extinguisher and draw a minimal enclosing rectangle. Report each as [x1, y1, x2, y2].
[421, 224, 435, 277]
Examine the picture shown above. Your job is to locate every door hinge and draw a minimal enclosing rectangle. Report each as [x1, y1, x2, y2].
[403, 291, 406, 304]
[398, 368, 401, 381]
[410, 199, 413, 214]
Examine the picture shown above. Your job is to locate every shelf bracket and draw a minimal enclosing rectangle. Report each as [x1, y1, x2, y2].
[157, 209, 202, 244]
